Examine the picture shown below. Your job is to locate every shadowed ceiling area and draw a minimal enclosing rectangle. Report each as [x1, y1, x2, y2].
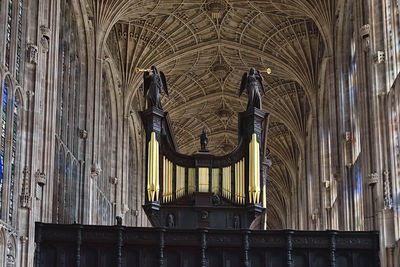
[97, 0, 333, 229]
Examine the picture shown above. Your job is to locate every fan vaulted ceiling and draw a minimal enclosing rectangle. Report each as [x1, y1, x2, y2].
[92, 0, 334, 228]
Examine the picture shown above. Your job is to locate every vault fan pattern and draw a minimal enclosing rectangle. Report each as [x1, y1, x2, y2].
[96, 0, 333, 228]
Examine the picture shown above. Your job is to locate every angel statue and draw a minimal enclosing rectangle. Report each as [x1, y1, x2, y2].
[239, 67, 265, 110]
[143, 66, 169, 109]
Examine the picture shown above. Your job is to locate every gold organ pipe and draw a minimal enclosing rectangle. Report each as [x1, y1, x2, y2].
[155, 139, 159, 201]
[163, 156, 166, 202]
[241, 159, 245, 204]
[212, 169, 220, 194]
[176, 166, 185, 198]
[169, 161, 173, 202]
[235, 162, 238, 203]
[162, 157, 174, 203]
[222, 166, 231, 200]
[147, 134, 152, 201]
[249, 133, 260, 204]
[188, 168, 196, 194]
[199, 168, 209, 192]
[147, 132, 159, 202]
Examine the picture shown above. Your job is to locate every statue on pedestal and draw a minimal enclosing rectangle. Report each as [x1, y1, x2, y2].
[239, 68, 265, 110]
[200, 128, 209, 151]
[142, 66, 169, 109]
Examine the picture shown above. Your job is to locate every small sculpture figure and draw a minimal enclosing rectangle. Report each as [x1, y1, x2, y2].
[200, 128, 209, 151]
[116, 216, 122, 226]
[167, 213, 175, 227]
[143, 66, 169, 109]
[233, 215, 240, 229]
[211, 194, 221, 206]
[239, 68, 265, 110]
[201, 210, 209, 220]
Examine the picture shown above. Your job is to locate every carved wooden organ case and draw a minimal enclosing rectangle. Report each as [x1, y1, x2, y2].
[140, 104, 270, 230]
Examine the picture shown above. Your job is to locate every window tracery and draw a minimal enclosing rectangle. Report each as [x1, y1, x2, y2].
[53, 0, 81, 224]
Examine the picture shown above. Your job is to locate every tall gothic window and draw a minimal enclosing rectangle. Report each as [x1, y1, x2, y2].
[53, 0, 81, 224]
[0, 0, 24, 224]
[0, 76, 21, 224]
[4, 0, 13, 70]
[95, 73, 113, 225]
[349, 26, 363, 231]
[385, 0, 400, 83]
[2, 0, 24, 77]
[0, 78, 10, 216]
[15, 0, 23, 82]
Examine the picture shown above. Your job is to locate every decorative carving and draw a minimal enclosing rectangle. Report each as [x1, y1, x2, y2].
[239, 68, 265, 110]
[27, 43, 38, 64]
[110, 177, 118, 185]
[383, 170, 393, 210]
[166, 213, 175, 228]
[6, 239, 15, 266]
[142, 66, 169, 109]
[311, 209, 320, 224]
[360, 24, 371, 52]
[367, 173, 379, 185]
[211, 194, 221, 206]
[35, 170, 46, 186]
[79, 129, 88, 139]
[345, 131, 352, 142]
[90, 164, 101, 178]
[20, 195, 31, 209]
[200, 128, 209, 151]
[243, 231, 250, 267]
[35, 223, 379, 265]
[115, 216, 122, 226]
[374, 51, 385, 64]
[122, 203, 130, 215]
[233, 215, 240, 229]
[20, 236, 28, 244]
[159, 230, 165, 267]
[21, 167, 31, 196]
[200, 230, 208, 267]
[200, 210, 209, 220]
[360, 24, 370, 38]
[39, 26, 51, 53]
[205, 0, 227, 19]
[26, 90, 35, 98]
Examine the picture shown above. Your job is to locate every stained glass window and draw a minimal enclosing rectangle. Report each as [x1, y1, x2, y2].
[57, 148, 65, 223]
[5, 0, 13, 70]
[64, 155, 69, 222]
[0, 79, 10, 217]
[8, 95, 19, 222]
[349, 32, 361, 162]
[53, 0, 81, 224]
[352, 155, 364, 231]
[15, 0, 23, 82]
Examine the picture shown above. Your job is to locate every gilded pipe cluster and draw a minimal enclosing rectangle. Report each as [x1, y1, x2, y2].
[235, 158, 245, 204]
[163, 156, 173, 202]
[147, 132, 159, 202]
[176, 165, 185, 198]
[249, 133, 261, 204]
[212, 168, 220, 194]
[199, 168, 209, 192]
[188, 168, 196, 194]
[222, 166, 232, 200]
